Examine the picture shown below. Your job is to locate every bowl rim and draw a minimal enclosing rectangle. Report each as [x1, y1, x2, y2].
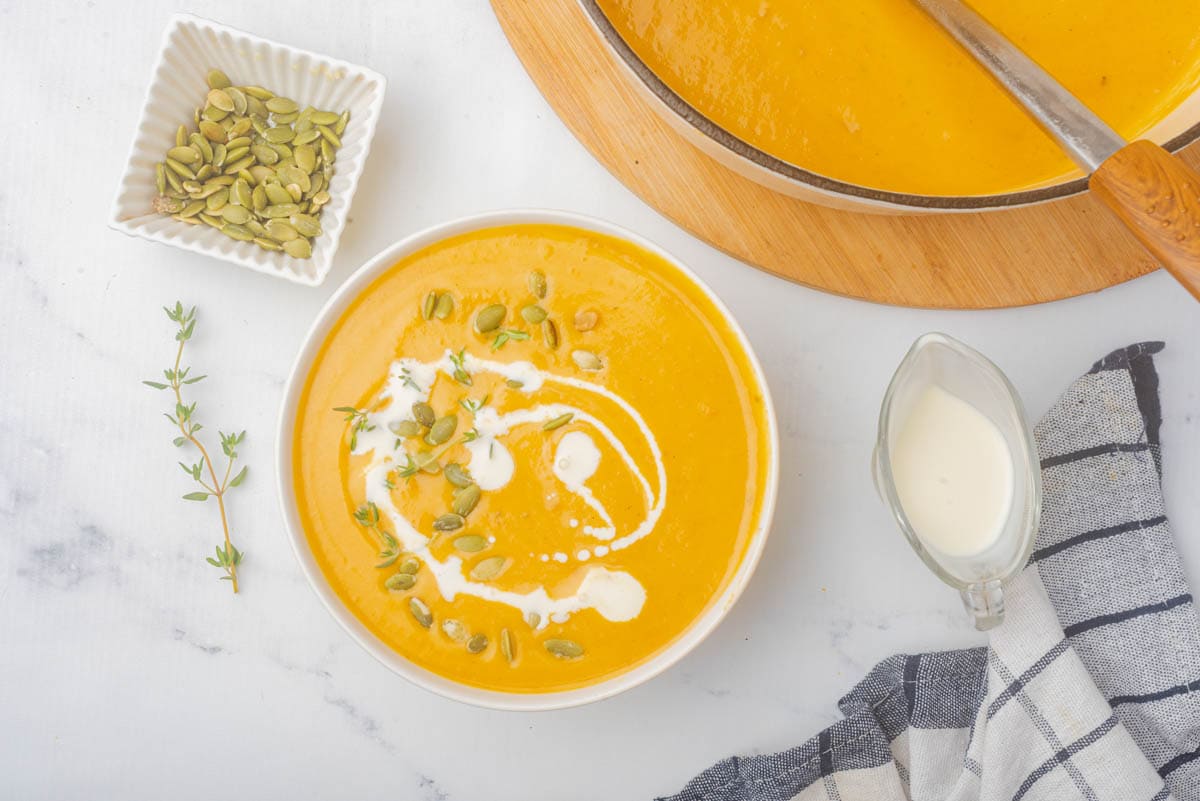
[107, 11, 387, 286]
[579, 0, 1200, 212]
[275, 208, 781, 710]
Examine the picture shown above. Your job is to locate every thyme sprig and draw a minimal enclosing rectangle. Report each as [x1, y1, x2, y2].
[143, 302, 247, 592]
[333, 405, 374, 450]
[354, 501, 401, 567]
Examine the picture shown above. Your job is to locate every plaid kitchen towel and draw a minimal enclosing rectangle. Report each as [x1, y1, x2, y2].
[665, 342, 1200, 801]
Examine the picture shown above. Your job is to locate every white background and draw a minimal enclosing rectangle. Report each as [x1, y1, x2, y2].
[1, 2, 1197, 798]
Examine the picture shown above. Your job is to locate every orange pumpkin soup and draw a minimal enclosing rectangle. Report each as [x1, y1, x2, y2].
[598, 0, 1200, 196]
[292, 224, 771, 693]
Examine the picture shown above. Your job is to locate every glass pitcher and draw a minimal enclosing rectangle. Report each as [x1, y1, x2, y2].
[872, 333, 1041, 630]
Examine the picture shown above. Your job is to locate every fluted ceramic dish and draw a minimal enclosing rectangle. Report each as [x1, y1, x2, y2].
[109, 13, 385, 285]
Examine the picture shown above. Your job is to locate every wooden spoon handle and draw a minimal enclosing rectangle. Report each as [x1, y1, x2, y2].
[1089, 140, 1200, 301]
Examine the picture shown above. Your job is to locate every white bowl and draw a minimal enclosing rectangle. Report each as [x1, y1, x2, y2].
[276, 209, 780, 710]
[109, 13, 386, 285]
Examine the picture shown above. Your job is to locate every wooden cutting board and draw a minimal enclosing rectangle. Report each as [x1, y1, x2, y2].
[491, 0, 1200, 308]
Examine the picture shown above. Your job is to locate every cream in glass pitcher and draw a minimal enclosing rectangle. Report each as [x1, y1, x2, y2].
[873, 333, 1041, 630]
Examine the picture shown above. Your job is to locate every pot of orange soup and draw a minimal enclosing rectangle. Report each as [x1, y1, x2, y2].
[277, 211, 778, 709]
[583, 0, 1200, 212]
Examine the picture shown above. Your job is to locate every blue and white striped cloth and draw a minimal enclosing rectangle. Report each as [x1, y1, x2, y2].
[665, 343, 1200, 801]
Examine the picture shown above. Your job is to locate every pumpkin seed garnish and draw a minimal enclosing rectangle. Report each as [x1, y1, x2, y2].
[470, 556, 507, 581]
[409, 597, 433, 628]
[422, 291, 438, 320]
[434, 293, 454, 320]
[413, 451, 442, 474]
[390, 419, 423, 438]
[441, 618, 468, 642]
[425, 414, 458, 445]
[444, 463, 474, 488]
[542, 413, 574, 431]
[526, 611, 541, 629]
[528, 270, 548, 299]
[475, 304, 507, 333]
[505, 379, 525, 389]
[453, 534, 488, 553]
[501, 628, 515, 663]
[451, 484, 482, 517]
[398, 557, 420, 574]
[466, 633, 489, 654]
[544, 639, 584, 659]
[573, 309, 600, 331]
[543, 319, 560, 350]
[385, 572, 416, 591]
[412, 402, 436, 427]
[572, 349, 604, 371]
[433, 513, 465, 532]
[151, 68, 348, 258]
[521, 304, 548, 324]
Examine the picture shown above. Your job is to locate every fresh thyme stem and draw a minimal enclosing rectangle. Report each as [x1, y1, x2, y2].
[144, 302, 248, 593]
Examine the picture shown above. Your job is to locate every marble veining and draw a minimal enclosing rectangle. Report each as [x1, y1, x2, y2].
[1, 1, 1199, 799]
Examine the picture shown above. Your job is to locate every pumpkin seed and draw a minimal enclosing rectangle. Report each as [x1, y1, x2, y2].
[206, 68, 231, 89]
[336, 110, 350, 136]
[421, 291, 438, 321]
[251, 184, 267, 212]
[385, 572, 416, 591]
[207, 88, 234, 112]
[289, 213, 322, 237]
[317, 124, 342, 148]
[573, 309, 599, 331]
[226, 86, 248, 116]
[283, 238, 312, 259]
[205, 187, 229, 211]
[220, 205, 251, 224]
[544, 639, 584, 659]
[264, 203, 300, 218]
[444, 463, 473, 488]
[413, 451, 441, 474]
[264, 183, 293, 205]
[528, 270, 548, 298]
[178, 200, 206, 218]
[441, 619, 467, 642]
[542, 413, 574, 431]
[412, 402, 436, 427]
[241, 84, 273, 100]
[572, 349, 603, 371]
[175, 125, 188, 147]
[526, 611, 541, 629]
[470, 556, 506, 581]
[310, 110, 341, 126]
[253, 237, 282, 251]
[165, 158, 196, 180]
[452, 484, 482, 517]
[542, 319, 559, 350]
[199, 120, 226, 142]
[155, 163, 166, 195]
[399, 557, 421, 574]
[389, 419, 423, 438]
[294, 128, 321, 145]
[224, 145, 249, 164]
[265, 96, 299, 114]
[273, 110, 299, 125]
[521, 304, 548, 324]
[501, 628, 514, 663]
[475, 304, 507, 333]
[505, 379, 525, 389]
[433, 513, 465, 532]
[168, 145, 200, 164]
[232, 178, 252, 207]
[466, 634, 488, 654]
[221, 223, 254, 241]
[409, 597, 433, 628]
[453, 534, 488, 553]
[434, 293, 454, 320]
[425, 414, 458, 445]
[294, 143, 317, 172]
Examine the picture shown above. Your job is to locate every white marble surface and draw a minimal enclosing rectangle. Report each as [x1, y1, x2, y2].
[2, 2, 1198, 798]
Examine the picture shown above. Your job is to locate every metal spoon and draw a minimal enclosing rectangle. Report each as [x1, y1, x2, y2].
[913, 0, 1200, 300]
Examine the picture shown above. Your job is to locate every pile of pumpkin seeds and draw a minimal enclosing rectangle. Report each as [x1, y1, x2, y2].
[151, 68, 348, 259]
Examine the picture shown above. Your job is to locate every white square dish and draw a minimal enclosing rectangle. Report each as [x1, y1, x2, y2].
[109, 13, 386, 286]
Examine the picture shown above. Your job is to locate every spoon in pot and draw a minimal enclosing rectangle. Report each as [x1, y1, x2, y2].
[912, 0, 1200, 301]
